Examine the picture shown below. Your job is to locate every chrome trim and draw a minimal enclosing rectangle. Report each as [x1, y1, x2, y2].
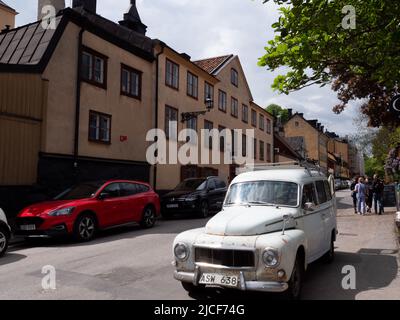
[193, 244, 257, 252]
[195, 262, 255, 271]
[174, 270, 288, 293]
[193, 266, 200, 286]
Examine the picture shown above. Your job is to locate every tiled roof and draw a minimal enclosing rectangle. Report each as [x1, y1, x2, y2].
[193, 55, 233, 74]
[0, 17, 62, 65]
[0, 7, 154, 71]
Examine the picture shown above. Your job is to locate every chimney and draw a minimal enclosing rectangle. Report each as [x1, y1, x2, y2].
[38, 0, 65, 20]
[72, 0, 97, 13]
[119, 0, 147, 35]
[287, 108, 293, 118]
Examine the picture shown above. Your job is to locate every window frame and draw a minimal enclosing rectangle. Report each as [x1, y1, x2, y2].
[165, 105, 179, 140]
[231, 97, 239, 118]
[218, 90, 227, 113]
[242, 104, 249, 123]
[315, 180, 328, 204]
[88, 110, 112, 145]
[267, 143, 272, 162]
[120, 63, 142, 100]
[231, 68, 239, 87]
[165, 58, 180, 90]
[267, 118, 272, 134]
[260, 140, 265, 161]
[187, 71, 199, 99]
[251, 109, 257, 127]
[81, 46, 108, 89]
[259, 114, 265, 131]
[204, 81, 214, 104]
[204, 120, 214, 150]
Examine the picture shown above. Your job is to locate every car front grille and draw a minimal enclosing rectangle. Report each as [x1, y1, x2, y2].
[195, 247, 255, 268]
[16, 217, 45, 228]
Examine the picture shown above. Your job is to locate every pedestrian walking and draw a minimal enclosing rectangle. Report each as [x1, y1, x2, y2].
[355, 177, 367, 215]
[350, 176, 359, 214]
[372, 174, 385, 215]
[365, 177, 374, 213]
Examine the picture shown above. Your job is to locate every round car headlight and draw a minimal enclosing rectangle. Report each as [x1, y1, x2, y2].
[174, 243, 189, 261]
[262, 248, 280, 267]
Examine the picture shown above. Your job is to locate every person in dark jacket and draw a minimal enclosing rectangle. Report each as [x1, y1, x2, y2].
[372, 174, 385, 215]
[365, 177, 374, 213]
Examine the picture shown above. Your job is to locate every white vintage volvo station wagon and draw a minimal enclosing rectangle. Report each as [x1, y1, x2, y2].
[173, 162, 337, 299]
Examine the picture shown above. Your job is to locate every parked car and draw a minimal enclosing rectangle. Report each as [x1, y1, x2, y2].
[0, 208, 11, 257]
[15, 180, 160, 242]
[173, 164, 337, 300]
[161, 177, 227, 219]
[334, 179, 341, 191]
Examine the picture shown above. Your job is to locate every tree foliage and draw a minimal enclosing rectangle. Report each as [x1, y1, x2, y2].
[266, 104, 290, 122]
[259, 0, 400, 127]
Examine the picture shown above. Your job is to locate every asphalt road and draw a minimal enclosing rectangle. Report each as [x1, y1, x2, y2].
[0, 191, 399, 300]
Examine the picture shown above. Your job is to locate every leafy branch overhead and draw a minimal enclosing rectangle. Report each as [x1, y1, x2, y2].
[259, 0, 400, 127]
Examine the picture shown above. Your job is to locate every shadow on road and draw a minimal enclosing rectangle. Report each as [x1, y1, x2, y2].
[185, 249, 399, 301]
[0, 253, 26, 266]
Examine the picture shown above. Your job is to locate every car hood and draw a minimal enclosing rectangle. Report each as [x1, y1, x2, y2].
[205, 205, 298, 236]
[18, 200, 83, 217]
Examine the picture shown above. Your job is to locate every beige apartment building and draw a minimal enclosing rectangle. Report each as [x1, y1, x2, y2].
[284, 113, 329, 173]
[154, 44, 274, 191]
[327, 132, 350, 178]
[0, 0, 274, 213]
[0, 1, 17, 31]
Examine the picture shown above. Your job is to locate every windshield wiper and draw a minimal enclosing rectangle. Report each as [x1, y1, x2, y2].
[247, 201, 275, 206]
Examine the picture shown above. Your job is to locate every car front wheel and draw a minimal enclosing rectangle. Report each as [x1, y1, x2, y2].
[284, 255, 304, 300]
[141, 206, 156, 228]
[73, 214, 97, 242]
[0, 227, 9, 257]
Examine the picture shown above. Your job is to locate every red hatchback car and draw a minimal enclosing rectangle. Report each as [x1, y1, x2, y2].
[15, 180, 160, 242]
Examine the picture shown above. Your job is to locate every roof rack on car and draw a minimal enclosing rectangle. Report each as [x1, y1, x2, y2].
[236, 161, 326, 177]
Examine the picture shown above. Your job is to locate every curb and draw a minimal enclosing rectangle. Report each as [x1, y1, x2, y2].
[396, 212, 400, 229]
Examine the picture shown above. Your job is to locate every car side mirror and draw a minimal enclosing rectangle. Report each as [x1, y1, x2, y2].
[304, 202, 315, 211]
[98, 192, 110, 200]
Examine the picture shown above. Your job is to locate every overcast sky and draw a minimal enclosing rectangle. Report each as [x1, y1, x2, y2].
[7, 0, 360, 136]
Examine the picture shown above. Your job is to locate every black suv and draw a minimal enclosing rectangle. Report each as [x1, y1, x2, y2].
[161, 177, 227, 219]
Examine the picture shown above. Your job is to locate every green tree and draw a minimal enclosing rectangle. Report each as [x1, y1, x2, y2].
[364, 156, 385, 178]
[266, 104, 290, 122]
[259, 0, 400, 127]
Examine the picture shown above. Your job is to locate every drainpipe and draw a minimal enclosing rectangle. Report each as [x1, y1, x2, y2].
[152, 44, 164, 191]
[74, 28, 84, 181]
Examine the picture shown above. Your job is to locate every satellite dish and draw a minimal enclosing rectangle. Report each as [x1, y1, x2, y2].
[390, 95, 400, 113]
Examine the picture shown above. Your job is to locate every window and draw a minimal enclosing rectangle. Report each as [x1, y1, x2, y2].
[231, 97, 238, 118]
[267, 143, 272, 162]
[242, 104, 249, 123]
[253, 138, 257, 160]
[316, 181, 328, 204]
[204, 120, 213, 149]
[260, 141, 265, 161]
[166, 59, 179, 89]
[231, 68, 238, 87]
[260, 114, 265, 131]
[302, 183, 318, 207]
[187, 72, 198, 99]
[81, 48, 107, 87]
[89, 111, 111, 144]
[204, 82, 214, 103]
[295, 121, 300, 127]
[251, 109, 257, 127]
[165, 105, 178, 140]
[219, 125, 226, 152]
[267, 119, 272, 134]
[136, 184, 150, 194]
[102, 183, 120, 198]
[186, 117, 197, 144]
[121, 65, 141, 99]
[208, 179, 217, 191]
[119, 183, 138, 197]
[215, 179, 226, 189]
[218, 90, 227, 112]
[242, 134, 247, 157]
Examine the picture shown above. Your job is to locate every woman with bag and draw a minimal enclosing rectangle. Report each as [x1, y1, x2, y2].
[356, 177, 367, 215]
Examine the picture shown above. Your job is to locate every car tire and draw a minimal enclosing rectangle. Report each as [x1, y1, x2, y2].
[284, 254, 304, 300]
[0, 226, 9, 257]
[322, 234, 335, 264]
[140, 206, 156, 229]
[199, 201, 209, 218]
[73, 214, 97, 242]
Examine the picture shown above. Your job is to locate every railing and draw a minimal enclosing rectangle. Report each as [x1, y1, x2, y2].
[236, 161, 326, 177]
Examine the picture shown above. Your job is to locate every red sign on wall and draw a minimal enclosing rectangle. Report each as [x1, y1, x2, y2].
[120, 136, 128, 142]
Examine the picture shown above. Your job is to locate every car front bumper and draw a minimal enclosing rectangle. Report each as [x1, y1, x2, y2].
[174, 268, 288, 293]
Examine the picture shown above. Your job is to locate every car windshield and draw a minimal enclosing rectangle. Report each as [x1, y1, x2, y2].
[225, 181, 299, 207]
[175, 179, 207, 191]
[54, 182, 104, 200]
